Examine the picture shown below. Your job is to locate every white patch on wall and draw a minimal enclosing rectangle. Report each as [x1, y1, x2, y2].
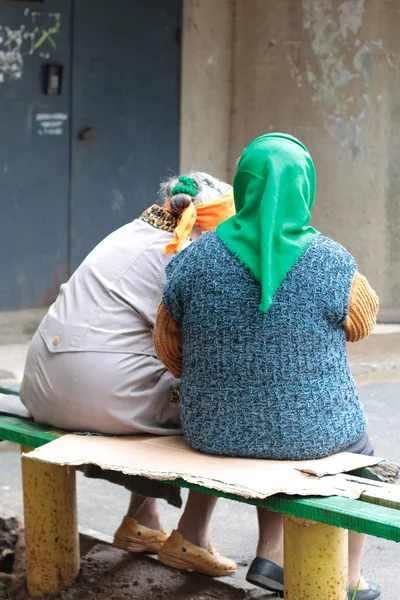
[282, 0, 400, 158]
[285, 42, 304, 89]
[386, 52, 400, 69]
[299, 0, 363, 110]
[0, 12, 61, 85]
[338, 0, 365, 38]
[35, 112, 68, 136]
[0, 26, 25, 81]
[111, 190, 124, 215]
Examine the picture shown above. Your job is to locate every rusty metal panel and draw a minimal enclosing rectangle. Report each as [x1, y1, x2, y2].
[0, 0, 71, 309]
[69, 0, 182, 270]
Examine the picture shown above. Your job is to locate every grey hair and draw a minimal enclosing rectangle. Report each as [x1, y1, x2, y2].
[159, 171, 230, 215]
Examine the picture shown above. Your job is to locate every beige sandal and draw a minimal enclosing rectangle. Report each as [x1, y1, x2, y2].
[158, 530, 237, 577]
[113, 516, 169, 554]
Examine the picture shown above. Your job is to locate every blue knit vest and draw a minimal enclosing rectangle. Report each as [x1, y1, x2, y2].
[163, 233, 367, 460]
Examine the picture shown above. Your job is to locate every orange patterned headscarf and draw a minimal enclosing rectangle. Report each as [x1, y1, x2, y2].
[164, 186, 235, 254]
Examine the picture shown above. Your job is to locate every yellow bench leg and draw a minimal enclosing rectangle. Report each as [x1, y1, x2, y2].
[21, 449, 80, 598]
[284, 515, 348, 600]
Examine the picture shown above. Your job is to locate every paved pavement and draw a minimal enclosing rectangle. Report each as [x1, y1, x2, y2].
[0, 311, 399, 598]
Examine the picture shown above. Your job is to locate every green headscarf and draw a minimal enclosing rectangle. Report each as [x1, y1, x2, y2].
[217, 133, 319, 312]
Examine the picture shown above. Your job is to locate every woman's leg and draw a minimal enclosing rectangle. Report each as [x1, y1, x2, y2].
[124, 490, 218, 547]
[245, 509, 284, 594]
[126, 493, 162, 530]
[348, 531, 369, 590]
[177, 490, 218, 548]
[255, 512, 370, 591]
[114, 494, 167, 554]
[256, 508, 284, 567]
[159, 491, 237, 576]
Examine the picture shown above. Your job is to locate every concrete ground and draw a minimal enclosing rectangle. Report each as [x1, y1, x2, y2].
[0, 310, 400, 598]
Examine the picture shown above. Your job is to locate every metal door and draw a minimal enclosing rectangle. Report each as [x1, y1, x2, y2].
[69, 0, 182, 270]
[0, 1, 71, 309]
[0, 0, 181, 309]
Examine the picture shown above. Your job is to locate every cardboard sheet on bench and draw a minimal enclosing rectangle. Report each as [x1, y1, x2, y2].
[24, 434, 380, 500]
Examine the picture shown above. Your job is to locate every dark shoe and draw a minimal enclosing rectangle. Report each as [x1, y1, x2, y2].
[246, 557, 284, 597]
[348, 582, 381, 600]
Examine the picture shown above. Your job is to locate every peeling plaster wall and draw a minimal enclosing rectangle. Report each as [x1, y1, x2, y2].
[230, 0, 400, 312]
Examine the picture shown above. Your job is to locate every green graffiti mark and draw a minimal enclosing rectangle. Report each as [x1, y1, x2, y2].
[34, 25, 58, 50]
[32, 12, 61, 51]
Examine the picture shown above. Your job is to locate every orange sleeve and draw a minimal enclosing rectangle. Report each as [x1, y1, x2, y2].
[343, 272, 379, 342]
[153, 302, 183, 378]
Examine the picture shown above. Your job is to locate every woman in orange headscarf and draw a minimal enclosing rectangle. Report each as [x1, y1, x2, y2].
[20, 172, 236, 577]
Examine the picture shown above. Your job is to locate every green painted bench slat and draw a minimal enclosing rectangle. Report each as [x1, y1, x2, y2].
[1, 382, 65, 446]
[0, 382, 21, 395]
[0, 415, 64, 448]
[1, 413, 400, 542]
[2, 381, 400, 543]
[167, 479, 400, 542]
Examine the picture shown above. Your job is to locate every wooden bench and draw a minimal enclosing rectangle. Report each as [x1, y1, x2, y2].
[1, 383, 400, 600]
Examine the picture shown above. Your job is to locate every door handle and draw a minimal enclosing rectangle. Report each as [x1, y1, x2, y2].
[78, 127, 94, 142]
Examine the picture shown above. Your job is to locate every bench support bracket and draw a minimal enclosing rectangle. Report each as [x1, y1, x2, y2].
[284, 515, 348, 599]
[21, 446, 80, 598]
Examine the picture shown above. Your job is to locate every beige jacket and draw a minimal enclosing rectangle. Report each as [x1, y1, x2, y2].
[21, 212, 184, 435]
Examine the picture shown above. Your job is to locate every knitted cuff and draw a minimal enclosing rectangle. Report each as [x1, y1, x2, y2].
[154, 302, 183, 378]
[344, 272, 379, 343]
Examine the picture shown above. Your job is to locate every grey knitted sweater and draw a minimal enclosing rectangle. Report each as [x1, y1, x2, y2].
[162, 232, 367, 460]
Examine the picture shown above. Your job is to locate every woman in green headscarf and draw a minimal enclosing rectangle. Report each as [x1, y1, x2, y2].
[218, 133, 317, 311]
[155, 134, 380, 599]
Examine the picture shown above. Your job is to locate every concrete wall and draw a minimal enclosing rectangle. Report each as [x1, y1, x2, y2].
[181, 0, 400, 315]
[180, 0, 234, 179]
